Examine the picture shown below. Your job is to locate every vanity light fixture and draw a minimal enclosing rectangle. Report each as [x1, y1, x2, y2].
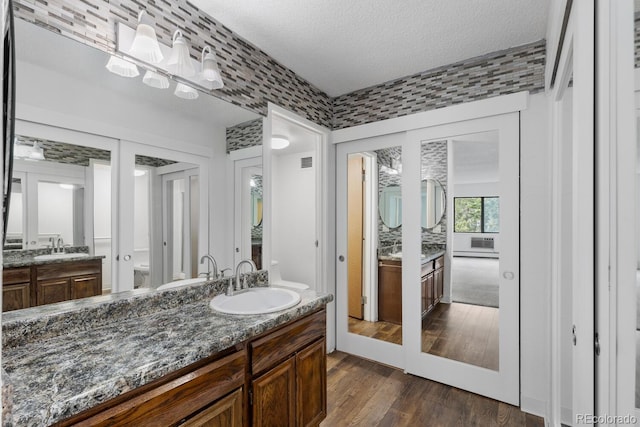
[59, 183, 75, 190]
[271, 135, 290, 150]
[29, 142, 45, 161]
[105, 55, 139, 78]
[142, 70, 170, 89]
[128, 10, 163, 64]
[174, 83, 199, 100]
[167, 30, 195, 78]
[14, 141, 45, 161]
[200, 46, 224, 89]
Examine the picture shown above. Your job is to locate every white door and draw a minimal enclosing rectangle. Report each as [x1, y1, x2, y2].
[336, 132, 407, 368]
[404, 113, 520, 405]
[233, 156, 262, 268]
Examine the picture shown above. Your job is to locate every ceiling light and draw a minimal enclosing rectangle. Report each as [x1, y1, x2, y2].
[174, 83, 199, 100]
[271, 135, 290, 150]
[201, 46, 224, 89]
[105, 55, 139, 78]
[134, 169, 147, 177]
[128, 10, 163, 64]
[59, 183, 75, 190]
[142, 70, 169, 89]
[29, 142, 45, 161]
[167, 30, 195, 78]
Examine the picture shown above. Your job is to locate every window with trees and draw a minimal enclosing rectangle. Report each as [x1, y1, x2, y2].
[453, 197, 499, 233]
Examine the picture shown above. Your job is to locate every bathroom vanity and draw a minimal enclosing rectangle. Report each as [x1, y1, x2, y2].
[378, 252, 445, 324]
[1, 275, 332, 426]
[2, 253, 104, 311]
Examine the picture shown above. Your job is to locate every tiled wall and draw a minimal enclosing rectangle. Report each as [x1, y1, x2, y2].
[226, 119, 262, 153]
[14, 0, 332, 128]
[332, 40, 546, 130]
[635, 14, 640, 68]
[16, 136, 174, 167]
[376, 142, 448, 251]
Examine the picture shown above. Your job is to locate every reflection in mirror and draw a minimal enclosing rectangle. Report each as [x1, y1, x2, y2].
[3, 135, 113, 309]
[250, 173, 263, 269]
[6, 19, 260, 311]
[132, 155, 199, 288]
[421, 135, 499, 371]
[348, 147, 403, 345]
[421, 178, 445, 230]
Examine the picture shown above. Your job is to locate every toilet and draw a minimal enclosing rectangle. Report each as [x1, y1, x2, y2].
[133, 264, 150, 288]
[270, 260, 309, 290]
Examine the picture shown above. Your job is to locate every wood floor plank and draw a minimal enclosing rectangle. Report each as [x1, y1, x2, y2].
[322, 351, 544, 427]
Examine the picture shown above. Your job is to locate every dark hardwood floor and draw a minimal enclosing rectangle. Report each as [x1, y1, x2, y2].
[322, 351, 544, 427]
[348, 302, 499, 371]
[349, 317, 403, 344]
[422, 302, 499, 371]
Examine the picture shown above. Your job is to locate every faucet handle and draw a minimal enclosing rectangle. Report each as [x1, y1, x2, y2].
[219, 268, 232, 278]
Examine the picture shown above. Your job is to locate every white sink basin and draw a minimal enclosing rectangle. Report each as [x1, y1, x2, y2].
[157, 277, 207, 290]
[33, 253, 89, 261]
[210, 287, 301, 315]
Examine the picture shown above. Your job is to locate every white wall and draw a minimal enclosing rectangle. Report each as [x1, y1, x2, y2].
[519, 92, 552, 416]
[272, 150, 317, 288]
[133, 172, 150, 268]
[452, 181, 500, 257]
[93, 163, 112, 289]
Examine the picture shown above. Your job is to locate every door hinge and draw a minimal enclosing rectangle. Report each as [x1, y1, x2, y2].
[362, 171, 366, 182]
[249, 389, 253, 405]
[361, 296, 367, 305]
[572, 325, 577, 346]
[594, 332, 600, 356]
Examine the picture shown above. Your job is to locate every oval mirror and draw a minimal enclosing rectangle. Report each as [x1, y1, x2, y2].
[251, 189, 263, 227]
[421, 178, 445, 230]
[379, 184, 402, 229]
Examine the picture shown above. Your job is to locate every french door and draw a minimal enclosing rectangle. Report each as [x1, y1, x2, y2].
[336, 113, 520, 404]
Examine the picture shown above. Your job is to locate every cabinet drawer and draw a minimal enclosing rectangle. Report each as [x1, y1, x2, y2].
[250, 310, 325, 375]
[421, 261, 434, 276]
[37, 259, 101, 281]
[435, 256, 445, 270]
[3, 267, 30, 285]
[71, 350, 246, 427]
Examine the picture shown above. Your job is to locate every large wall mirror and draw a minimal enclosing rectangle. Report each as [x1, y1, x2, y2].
[5, 18, 260, 311]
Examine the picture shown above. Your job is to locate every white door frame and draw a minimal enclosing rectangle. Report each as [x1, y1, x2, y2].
[404, 113, 520, 406]
[548, 0, 596, 423]
[232, 155, 262, 268]
[600, 1, 636, 421]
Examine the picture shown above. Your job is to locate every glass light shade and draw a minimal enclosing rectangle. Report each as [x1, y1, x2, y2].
[174, 83, 199, 100]
[201, 47, 224, 89]
[167, 31, 195, 77]
[105, 56, 139, 78]
[29, 143, 45, 161]
[134, 169, 147, 177]
[271, 135, 290, 150]
[128, 11, 163, 64]
[142, 70, 169, 89]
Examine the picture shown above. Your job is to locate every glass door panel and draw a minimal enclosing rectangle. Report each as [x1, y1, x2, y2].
[405, 113, 519, 405]
[336, 133, 406, 369]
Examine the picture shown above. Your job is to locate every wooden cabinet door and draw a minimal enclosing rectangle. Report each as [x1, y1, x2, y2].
[3, 283, 30, 311]
[378, 261, 402, 324]
[180, 388, 243, 427]
[435, 268, 444, 302]
[296, 339, 326, 427]
[37, 279, 70, 305]
[71, 275, 101, 299]
[252, 357, 295, 427]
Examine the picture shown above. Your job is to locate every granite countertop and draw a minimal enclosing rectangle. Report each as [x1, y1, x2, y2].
[3, 254, 106, 269]
[2, 279, 333, 426]
[378, 249, 445, 263]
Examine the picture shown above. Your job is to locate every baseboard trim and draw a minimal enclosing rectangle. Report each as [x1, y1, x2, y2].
[520, 396, 547, 422]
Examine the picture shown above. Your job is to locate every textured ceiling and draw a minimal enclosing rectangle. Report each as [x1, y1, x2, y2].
[190, 0, 550, 97]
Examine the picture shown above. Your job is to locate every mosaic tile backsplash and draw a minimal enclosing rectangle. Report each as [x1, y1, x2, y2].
[226, 118, 263, 153]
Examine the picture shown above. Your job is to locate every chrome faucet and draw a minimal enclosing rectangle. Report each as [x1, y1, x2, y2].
[227, 259, 256, 296]
[57, 237, 64, 254]
[200, 254, 219, 280]
[392, 238, 401, 254]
